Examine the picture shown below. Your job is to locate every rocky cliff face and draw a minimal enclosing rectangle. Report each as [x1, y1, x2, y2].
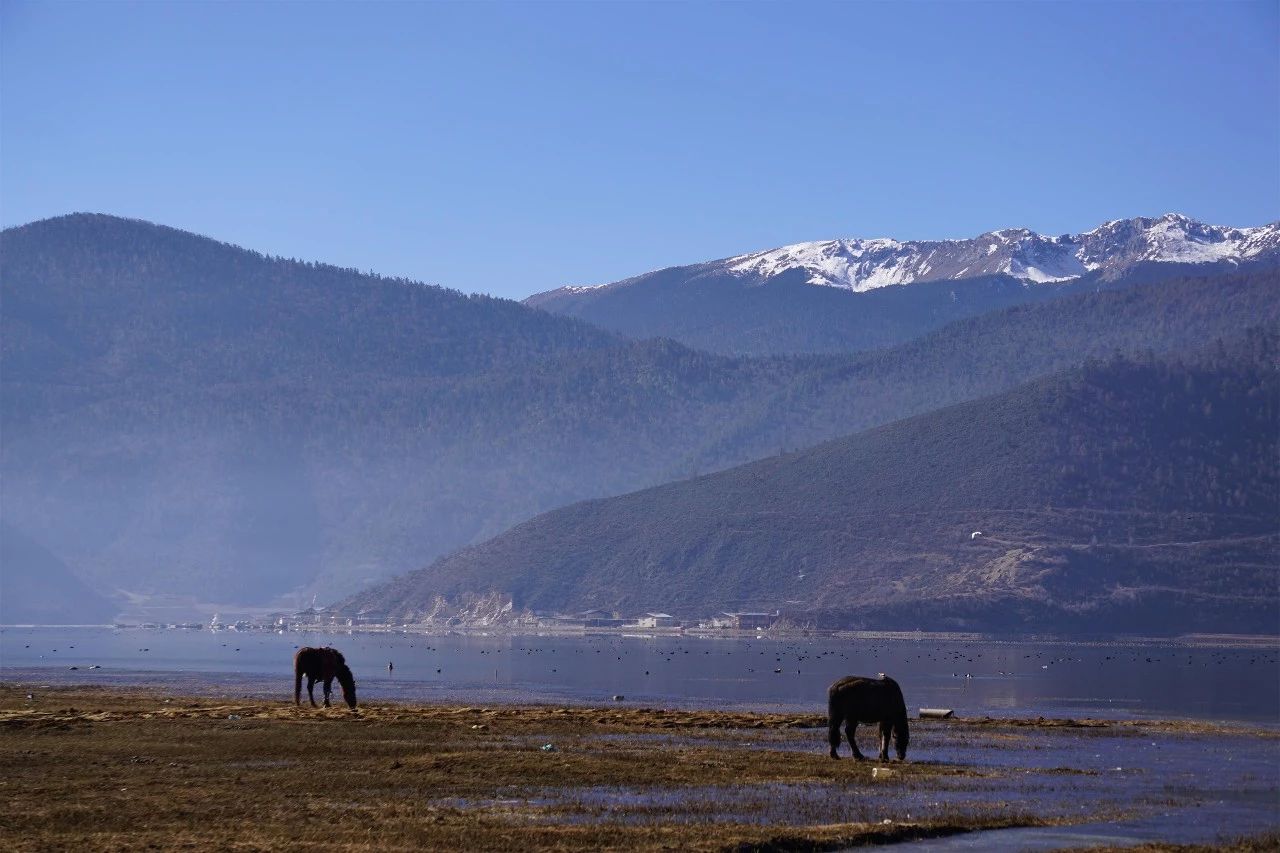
[357, 591, 533, 627]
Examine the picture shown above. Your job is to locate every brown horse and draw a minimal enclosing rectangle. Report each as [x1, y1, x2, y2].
[294, 646, 357, 709]
[827, 674, 909, 761]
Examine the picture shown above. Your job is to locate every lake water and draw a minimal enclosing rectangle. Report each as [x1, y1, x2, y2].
[2, 627, 1277, 722]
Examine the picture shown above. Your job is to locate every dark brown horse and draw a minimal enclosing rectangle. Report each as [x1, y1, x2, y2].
[294, 646, 357, 709]
[827, 674, 909, 761]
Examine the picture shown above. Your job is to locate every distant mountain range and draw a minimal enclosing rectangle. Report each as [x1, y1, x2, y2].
[341, 332, 1279, 633]
[527, 214, 1280, 355]
[2, 213, 1276, 629]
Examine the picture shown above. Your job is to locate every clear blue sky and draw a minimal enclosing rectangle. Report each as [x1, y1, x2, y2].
[3, 1, 1277, 299]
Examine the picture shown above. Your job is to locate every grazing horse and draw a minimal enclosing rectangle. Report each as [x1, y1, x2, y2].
[827, 674, 909, 761]
[294, 647, 357, 709]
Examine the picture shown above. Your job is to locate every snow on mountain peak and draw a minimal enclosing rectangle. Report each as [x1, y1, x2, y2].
[716, 215, 1278, 292]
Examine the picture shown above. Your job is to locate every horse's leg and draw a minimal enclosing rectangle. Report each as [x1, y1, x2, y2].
[323, 677, 333, 708]
[846, 720, 866, 760]
[295, 668, 303, 706]
[307, 676, 318, 707]
[878, 721, 892, 761]
[828, 709, 843, 759]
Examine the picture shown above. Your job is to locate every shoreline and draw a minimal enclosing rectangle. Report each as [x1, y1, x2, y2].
[5, 622, 1279, 649]
[3, 681, 1276, 737]
[5, 666, 1280, 730]
[5, 624, 1279, 726]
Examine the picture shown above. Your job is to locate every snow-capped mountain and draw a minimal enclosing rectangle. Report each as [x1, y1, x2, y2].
[525, 213, 1279, 358]
[699, 214, 1278, 292]
[543, 214, 1279, 297]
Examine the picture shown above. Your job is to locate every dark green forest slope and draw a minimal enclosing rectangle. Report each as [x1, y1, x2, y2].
[341, 333, 1279, 633]
[3, 214, 1276, 616]
[527, 265, 1066, 356]
[525, 256, 1272, 357]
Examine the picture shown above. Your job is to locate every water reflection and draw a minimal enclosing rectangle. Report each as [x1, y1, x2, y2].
[1, 627, 1277, 721]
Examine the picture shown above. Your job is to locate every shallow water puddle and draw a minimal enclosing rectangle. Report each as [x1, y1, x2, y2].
[430, 723, 1279, 843]
[879, 726, 1280, 849]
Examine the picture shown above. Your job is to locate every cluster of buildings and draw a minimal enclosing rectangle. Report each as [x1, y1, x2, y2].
[541, 609, 778, 632]
[257, 606, 781, 633]
[114, 606, 783, 634]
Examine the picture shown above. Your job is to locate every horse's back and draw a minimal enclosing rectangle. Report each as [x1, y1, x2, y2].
[828, 675, 875, 696]
[829, 675, 895, 700]
[294, 646, 326, 674]
[295, 646, 343, 678]
[829, 675, 906, 721]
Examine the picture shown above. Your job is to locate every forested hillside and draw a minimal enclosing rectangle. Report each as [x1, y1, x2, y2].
[528, 267, 1068, 356]
[3, 214, 1276, 618]
[343, 332, 1279, 633]
[2, 213, 621, 392]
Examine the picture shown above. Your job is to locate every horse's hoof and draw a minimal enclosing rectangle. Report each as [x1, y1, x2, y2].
[829, 752, 840, 760]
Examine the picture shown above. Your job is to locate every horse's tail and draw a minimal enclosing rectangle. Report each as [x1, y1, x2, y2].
[827, 690, 844, 756]
[293, 648, 306, 705]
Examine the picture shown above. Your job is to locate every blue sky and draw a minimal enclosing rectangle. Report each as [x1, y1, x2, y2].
[3, 1, 1277, 299]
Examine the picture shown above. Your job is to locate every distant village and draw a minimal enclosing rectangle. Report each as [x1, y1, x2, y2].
[285, 606, 785, 633]
[126, 608, 788, 634]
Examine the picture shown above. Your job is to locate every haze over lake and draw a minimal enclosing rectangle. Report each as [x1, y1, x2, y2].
[3, 627, 1276, 722]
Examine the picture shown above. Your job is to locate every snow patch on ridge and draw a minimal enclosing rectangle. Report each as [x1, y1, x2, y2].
[528, 214, 1280, 305]
[717, 214, 1279, 292]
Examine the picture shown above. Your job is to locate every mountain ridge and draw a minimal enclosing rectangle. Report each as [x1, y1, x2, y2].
[534, 213, 1280, 297]
[525, 214, 1280, 356]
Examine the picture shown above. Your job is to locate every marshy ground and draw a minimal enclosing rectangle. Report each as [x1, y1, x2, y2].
[0, 684, 1275, 851]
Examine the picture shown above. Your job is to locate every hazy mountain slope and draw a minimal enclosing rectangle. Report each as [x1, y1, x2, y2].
[0, 218, 797, 604]
[0, 522, 118, 624]
[527, 214, 1280, 355]
[4, 215, 1275, 615]
[342, 332, 1279, 633]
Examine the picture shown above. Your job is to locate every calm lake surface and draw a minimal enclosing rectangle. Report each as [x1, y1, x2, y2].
[2, 627, 1277, 722]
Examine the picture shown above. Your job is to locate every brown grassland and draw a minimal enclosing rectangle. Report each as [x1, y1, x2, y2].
[0, 684, 1272, 852]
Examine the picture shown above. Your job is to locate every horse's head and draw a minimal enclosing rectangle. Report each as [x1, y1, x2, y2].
[337, 664, 357, 709]
[893, 717, 909, 761]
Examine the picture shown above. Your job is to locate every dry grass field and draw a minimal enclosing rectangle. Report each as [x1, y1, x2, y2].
[1, 684, 1274, 852]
